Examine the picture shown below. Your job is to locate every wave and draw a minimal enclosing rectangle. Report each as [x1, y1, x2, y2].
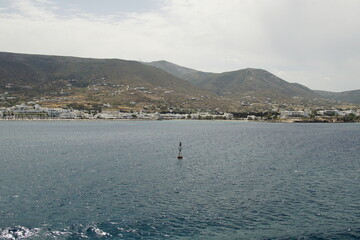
[1, 223, 360, 240]
[0, 224, 110, 240]
[0, 226, 40, 239]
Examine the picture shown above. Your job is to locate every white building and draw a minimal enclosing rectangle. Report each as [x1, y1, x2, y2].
[317, 110, 339, 116]
[280, 111, 309, 118]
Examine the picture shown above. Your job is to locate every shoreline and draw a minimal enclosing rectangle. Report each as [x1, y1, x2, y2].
[0, 118, 359, 123]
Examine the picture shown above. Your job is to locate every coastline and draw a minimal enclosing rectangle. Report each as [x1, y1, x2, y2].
[0, 118, 358, 123]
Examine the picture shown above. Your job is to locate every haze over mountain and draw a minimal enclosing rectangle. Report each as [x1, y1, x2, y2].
[1, 0, 359, 92]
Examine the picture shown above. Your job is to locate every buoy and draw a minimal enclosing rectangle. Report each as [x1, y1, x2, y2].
[177, 142, 183, 159]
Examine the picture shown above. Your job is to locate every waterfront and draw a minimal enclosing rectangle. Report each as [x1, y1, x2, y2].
[0, 121, 359, 239]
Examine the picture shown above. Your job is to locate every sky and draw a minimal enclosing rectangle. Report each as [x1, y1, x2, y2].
[0, 0, 359, 92]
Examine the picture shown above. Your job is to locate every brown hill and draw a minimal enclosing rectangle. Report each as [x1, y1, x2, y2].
[0, 52, 227, 111]
[314, 89, 360, 105]
[147, 61, 317, 102]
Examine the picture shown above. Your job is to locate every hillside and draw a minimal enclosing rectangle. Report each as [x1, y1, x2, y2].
[1, 52, 358, 112]
[315, 89, 360, 105]
[146, 60, 200, 79]
[0, 52, 200, 92]
[194, 68, 316, 100]
[148, 61, 317, 102]
[147, 60, 216, 83]
[0, 52, 227, 111]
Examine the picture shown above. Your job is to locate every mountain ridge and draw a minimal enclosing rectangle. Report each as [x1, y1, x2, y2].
[1, 52, 359, 110]
[0, 52, 229, 111]
[314, 89, 360, 105]
[147, 60, 360, 105]
[147, 61, 317, 101]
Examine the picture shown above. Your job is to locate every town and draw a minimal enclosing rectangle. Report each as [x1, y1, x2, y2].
[1, 102, 359, 122]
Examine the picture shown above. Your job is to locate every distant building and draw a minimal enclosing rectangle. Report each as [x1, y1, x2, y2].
[5, 83, 14, 89]
[280, 111, 309, 118]
[153, 112, 161, 120]
[317, 110, 339, 116]
[247, 115, 257, 120]
[224, 113, 234, 119]
[13, 110, 47, 119]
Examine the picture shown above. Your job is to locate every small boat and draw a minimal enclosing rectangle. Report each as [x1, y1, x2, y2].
[177, 142, 183, 159]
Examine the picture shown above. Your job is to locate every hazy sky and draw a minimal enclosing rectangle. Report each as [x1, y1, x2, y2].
[0, 0, 359, 91]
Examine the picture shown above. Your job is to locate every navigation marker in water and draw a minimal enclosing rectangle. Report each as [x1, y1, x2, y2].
[177, 142, 183, 159]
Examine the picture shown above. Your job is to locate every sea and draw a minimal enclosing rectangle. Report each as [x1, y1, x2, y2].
[0, 120, 359, 240]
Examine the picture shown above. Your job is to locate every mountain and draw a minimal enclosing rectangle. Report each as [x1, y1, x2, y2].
[148, 61, 316, 102]
[0, 52, 198, 92]
[0, 52, 224, 110]
[314, 89, 360, 105]
[146, 60, 200, 79]
[193, 68, 316, 100]
[2, 52, 357, 111]
[146, 60, 216, 83]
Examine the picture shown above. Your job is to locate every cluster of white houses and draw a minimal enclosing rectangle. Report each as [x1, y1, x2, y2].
[0, 104, 234, 120]
[0, 103, 359, 120]
[279, 109, 359, 118]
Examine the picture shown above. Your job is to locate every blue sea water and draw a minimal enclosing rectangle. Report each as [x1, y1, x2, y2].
[0, 120, 359, 239]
